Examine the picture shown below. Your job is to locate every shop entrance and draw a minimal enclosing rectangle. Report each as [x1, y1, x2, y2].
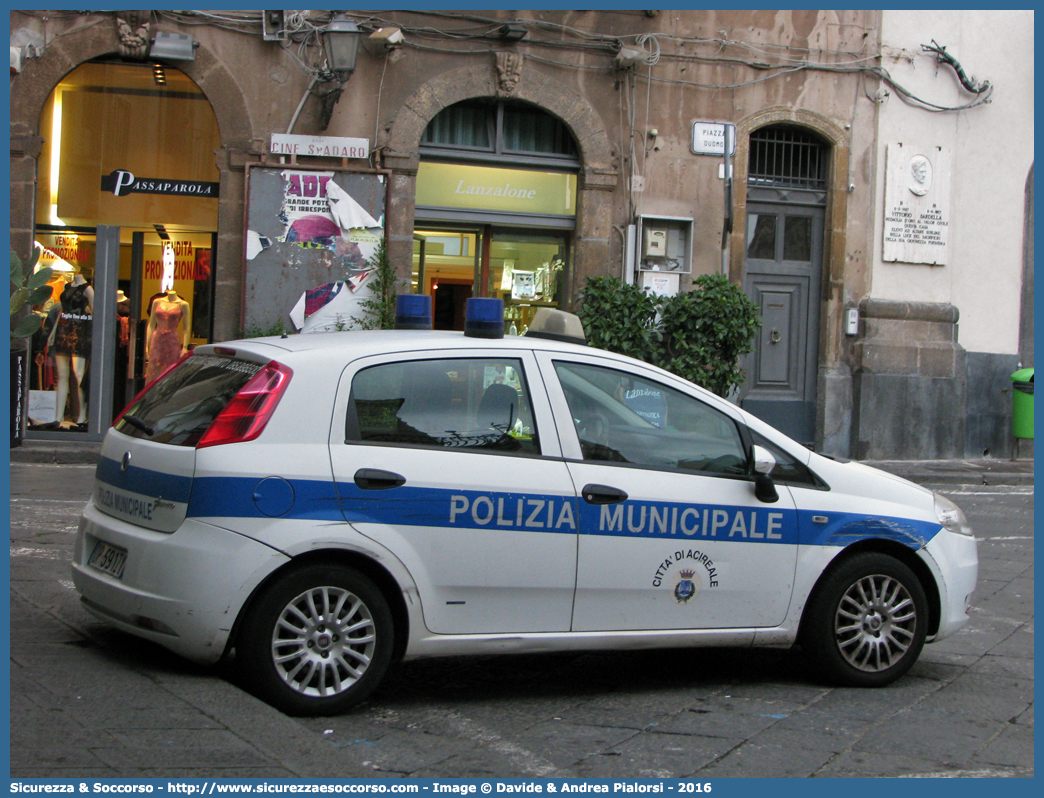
[411, 99, 580, 332]
[28, 60, 220, 438]
[412, 226, 569, 332]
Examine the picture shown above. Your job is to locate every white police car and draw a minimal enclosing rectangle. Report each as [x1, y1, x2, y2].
[72, 298, 978, 716]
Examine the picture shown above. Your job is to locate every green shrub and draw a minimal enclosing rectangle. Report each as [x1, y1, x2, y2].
[576, 276, 661, 361]
[576, 275, 761, 397]
[655, 274, 763, 397]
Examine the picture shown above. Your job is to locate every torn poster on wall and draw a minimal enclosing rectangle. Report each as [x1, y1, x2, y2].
[243, 168, 386, 335]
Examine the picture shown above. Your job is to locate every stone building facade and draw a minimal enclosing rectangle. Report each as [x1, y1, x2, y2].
[7, 9, 1033, 460]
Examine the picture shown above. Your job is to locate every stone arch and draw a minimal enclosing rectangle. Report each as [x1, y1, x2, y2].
[9, 20, 257, 339]
[730, 106, 850, 339]
[381, 60, 618, 309]
[383, 62, 615, 177]
[731, 108, 848, 238]
[9, 23, 251, 148]
[739, 107, 847, 149]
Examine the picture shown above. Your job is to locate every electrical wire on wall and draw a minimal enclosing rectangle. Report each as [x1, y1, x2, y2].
[371, 53, 390, 169]
[14, 8, 1001, 296]
[16, 11, 997, 120]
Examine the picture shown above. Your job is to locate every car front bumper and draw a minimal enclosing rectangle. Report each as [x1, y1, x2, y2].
[920, 528, 979, 642]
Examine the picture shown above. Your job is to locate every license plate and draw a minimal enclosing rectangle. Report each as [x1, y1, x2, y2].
[88, 541, 128, 579]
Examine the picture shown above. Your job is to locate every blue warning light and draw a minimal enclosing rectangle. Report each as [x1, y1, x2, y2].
[464, 297, 504, 339]
[395, 294, 433, 330]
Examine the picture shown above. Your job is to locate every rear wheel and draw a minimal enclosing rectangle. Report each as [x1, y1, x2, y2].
[239, 564, 394, 716]
[802, 552, 928, 687]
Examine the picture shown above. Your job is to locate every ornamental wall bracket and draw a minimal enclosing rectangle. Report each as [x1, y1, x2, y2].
[495, 51, 523, 97]
[116, 10, 151, 60]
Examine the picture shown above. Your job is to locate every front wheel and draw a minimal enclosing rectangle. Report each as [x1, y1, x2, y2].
[238, 564, 394, 716]
[801, 552, 928, 687]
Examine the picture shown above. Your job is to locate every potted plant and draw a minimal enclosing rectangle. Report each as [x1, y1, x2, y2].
[10, 247, 53, 446]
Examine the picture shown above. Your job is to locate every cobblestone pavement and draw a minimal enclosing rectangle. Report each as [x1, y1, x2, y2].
[8, 462, 1033, 778]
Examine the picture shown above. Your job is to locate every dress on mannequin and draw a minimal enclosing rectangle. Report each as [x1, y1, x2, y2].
[53, 280, 93, 358]
[145, 291, 191, 384]
[49, 275, 94, 428]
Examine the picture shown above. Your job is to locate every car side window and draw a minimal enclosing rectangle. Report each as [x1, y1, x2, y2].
[346, 358, 540, 455]
[553, 361, 746, 477]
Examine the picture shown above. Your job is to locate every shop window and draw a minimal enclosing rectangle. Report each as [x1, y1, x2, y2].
[26, 238, 96, 431]
[29, 60, 219, 436]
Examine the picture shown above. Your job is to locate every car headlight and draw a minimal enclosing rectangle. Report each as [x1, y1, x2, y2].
[934, 493, 973, 536]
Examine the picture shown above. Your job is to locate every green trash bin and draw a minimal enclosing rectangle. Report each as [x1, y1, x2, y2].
[1011, 367, 1034, 439]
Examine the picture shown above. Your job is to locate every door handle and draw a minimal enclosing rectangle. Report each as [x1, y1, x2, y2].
[770, 328, 782, 344]
[354, 469, 406, 490]
[581, 484, 628, 505]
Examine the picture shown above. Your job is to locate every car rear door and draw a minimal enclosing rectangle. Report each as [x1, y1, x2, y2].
[328, 348, 580, 635]
[536, 351, 799, 632]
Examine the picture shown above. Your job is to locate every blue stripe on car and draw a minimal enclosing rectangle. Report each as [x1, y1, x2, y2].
[97, 459, 942, 549]
[96, 457, 193, 503]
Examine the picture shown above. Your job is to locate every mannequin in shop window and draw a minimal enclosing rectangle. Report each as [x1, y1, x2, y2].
[145, 289, 191, 384]
[46, 273, 94, 430]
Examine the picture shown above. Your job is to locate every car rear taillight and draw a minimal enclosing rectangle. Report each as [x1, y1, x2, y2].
[196, 361, 293, 448]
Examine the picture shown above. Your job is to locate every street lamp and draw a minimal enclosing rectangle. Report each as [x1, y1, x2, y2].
[323, 16, 361, 82]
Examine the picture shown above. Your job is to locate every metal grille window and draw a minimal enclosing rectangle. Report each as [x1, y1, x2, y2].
[748, 126, 827, 189]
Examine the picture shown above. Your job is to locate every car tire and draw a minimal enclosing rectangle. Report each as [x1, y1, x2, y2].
[238, 564, 394, 716]
[801, 552, 928, 687]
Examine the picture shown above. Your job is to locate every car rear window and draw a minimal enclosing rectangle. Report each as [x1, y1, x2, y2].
[115, 354, 265, 446]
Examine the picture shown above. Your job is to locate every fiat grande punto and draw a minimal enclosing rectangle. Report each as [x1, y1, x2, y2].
[72, 304, 978, 716]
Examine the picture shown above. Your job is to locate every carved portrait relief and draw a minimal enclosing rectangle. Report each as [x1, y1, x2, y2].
[908, 154, 933, 196]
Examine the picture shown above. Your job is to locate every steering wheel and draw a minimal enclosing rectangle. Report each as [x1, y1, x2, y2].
[576, 411, 609, 448]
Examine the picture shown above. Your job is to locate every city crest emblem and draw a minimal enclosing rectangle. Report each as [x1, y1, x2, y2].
[673, 569, 699, 604]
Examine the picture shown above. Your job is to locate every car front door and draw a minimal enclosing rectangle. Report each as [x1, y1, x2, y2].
[329, 350, 579, 635]
[536, 353, 799, 632]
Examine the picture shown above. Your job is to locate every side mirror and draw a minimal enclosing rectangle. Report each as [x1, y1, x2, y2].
[751, 444, 779, 503]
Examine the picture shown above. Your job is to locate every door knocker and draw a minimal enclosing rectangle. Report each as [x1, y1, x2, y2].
[770, 328, 782, 344]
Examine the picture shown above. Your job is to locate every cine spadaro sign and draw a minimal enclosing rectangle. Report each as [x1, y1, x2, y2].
[270, 133, 370, 159]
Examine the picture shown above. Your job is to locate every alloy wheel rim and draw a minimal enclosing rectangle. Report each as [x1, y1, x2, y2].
[834, 573, 917, 673]
[271, 586, 376, 697]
